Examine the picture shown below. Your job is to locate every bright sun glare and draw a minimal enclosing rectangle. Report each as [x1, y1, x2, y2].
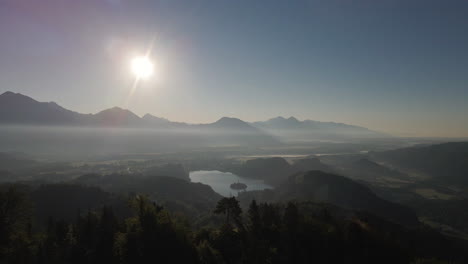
[131, 56, 154, 80]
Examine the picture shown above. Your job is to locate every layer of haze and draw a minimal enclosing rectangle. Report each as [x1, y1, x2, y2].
[0, 0, 467, 137]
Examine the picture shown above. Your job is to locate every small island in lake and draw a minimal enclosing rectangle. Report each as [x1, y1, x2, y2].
[230, 182, 247, 191]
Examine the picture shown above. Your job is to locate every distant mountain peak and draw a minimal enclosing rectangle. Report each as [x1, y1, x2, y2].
[0, 92, 71, 112]
[266, 116, 300, 123]
[92, 107, 141, 126]
[96, 106, 137, 116]
[0, 91, 37, 103]
[0, 92, 386, 140]
[256, 116, 302, 129]
[210, 117, 261, 132]
[271, 116, 287, 121]
[1, 91, 29, 98]
[1, 91, 17, 96]
[215, 117, 245, 124]
[0, 91, 84, 125]
[252, 115, 385, 140]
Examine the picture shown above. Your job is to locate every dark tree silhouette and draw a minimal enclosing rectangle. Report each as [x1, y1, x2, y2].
[214, 197, 242, 227]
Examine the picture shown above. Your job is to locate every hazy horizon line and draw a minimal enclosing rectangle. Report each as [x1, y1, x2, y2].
[3, 90, 468, 138]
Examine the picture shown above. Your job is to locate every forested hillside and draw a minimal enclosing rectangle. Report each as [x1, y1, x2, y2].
[1, 184, 467, 264]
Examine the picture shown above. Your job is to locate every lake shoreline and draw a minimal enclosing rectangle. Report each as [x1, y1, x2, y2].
[189, 170, 273, 197]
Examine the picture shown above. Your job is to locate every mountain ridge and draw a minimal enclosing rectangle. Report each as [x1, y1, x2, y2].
[0, 91, 385, 140]
[0, 91, 376, 130]
[252, 115, 386, 141]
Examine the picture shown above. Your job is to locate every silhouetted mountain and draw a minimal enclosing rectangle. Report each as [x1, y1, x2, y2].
[0, 92, 383, 136]
[0, 91, 88, 125]
[141, 114, 187, 128]
[252, 116, 386, 141]
[142, 113, 171, 124]
[253, 116, 302, 129]
[212, 117, 246, 126]
[0, 92, 144, 127]
[91, 107, 142, 127]
[207, 117, 259, 131]
[370, 142, 468, 185]
[0, 92, 390, 149]
[239, 170, 419, 226]
[199, 117, 279, 146]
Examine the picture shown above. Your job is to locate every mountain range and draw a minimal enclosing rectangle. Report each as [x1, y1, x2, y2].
[252, 116, 385, 141]
[0, 91, 386, 141]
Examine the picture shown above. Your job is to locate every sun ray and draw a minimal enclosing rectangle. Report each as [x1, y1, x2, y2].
[124, 34, 158, 108]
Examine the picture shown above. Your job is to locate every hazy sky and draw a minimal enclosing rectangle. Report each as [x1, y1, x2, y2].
[1, 0, 467, 137]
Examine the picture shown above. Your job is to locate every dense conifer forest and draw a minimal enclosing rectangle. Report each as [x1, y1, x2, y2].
[1, 185, 466, 264]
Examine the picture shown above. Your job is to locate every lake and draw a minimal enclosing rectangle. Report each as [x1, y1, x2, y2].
[189, 170, 273, 197]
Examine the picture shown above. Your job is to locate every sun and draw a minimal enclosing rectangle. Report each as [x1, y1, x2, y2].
[131, 56, 154, 80]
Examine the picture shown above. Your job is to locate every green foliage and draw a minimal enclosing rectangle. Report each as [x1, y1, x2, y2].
[214, 197, 243, 227]
[0, 186, 33, 263]
[1, 186, 467, 264]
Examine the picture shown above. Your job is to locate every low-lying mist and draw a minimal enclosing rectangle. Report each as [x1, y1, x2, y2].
[0, 125, 280, 159]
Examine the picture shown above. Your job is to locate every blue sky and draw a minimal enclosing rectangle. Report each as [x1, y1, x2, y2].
[1, 0, 467, 137]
